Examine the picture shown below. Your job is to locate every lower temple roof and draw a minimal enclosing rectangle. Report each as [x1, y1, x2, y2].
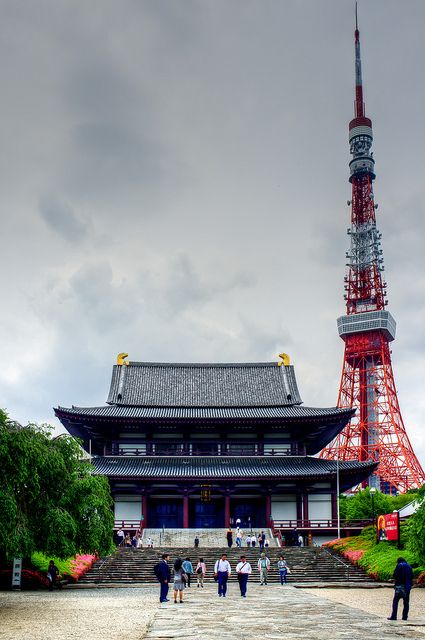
[92, 455, 377, 490]
[56, 404, 352, 421]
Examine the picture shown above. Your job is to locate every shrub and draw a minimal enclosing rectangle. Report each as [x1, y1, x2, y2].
[31, 552, 96, 582]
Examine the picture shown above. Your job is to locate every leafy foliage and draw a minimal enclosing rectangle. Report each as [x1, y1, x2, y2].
[339, 488, 418, 523]
[407, 487, 425, 561]
[326, 523, 425, 581]
[0, 409, 114, 560]
[31, 551, 96, 581]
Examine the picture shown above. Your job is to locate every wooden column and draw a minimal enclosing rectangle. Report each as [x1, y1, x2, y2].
[303, 492, 309, 526]
[183, 493, 189, 529]
[224, 493, 231, 527]
[142, 494, 148, 529]
[265, 493, 272, 528]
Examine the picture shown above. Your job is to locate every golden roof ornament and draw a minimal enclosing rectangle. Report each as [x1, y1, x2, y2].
[117, 352, 129, 366]
[278, 353, 290, 367]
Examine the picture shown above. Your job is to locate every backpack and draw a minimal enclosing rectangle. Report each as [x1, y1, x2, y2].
[196, 566, 203, 574]
[153, 562, 162, 580]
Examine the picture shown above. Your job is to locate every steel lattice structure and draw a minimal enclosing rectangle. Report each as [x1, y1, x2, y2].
[320, 10, 425, 493]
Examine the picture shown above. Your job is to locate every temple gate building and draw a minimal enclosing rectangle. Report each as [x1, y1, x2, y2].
[55, 354, 376, 536]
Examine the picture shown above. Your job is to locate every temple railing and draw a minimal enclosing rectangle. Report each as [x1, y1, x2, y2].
[272, 518, 370, 531]
[114, 519, 143, 531]
[104, 441, 305, 457]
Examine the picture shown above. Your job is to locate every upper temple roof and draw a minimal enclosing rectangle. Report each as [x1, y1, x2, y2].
[106, 361, 303, 408]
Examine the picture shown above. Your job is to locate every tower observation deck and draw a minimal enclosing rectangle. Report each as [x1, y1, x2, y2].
[320, 8, 425, 493]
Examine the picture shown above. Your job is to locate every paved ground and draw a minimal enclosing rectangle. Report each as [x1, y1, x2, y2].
[1, 584, 425, 640]
[146, 584, 425, 639]
[303, 587, 425, 620]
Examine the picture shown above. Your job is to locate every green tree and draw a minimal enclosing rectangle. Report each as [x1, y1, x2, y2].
[407, 486, 425, 561]
[0, 409, 114, 561]
[343, 488, 392, 522]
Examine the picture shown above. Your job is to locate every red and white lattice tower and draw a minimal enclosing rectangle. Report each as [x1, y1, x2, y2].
[320, 9, 425, 493]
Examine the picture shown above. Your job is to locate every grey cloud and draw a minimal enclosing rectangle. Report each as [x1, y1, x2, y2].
[38, 195, 90, 243]
[1, 1, 425, 467]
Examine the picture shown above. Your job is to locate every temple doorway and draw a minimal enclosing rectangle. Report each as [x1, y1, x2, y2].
[231, 499, 265, 528]
[148, 498, 183, 528]
[189, 498, 223, 528]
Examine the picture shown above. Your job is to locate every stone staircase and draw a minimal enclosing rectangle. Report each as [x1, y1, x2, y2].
[80, 546, 370, 585]
[141, 528, 277, 548]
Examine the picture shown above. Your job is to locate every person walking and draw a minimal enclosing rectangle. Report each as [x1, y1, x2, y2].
[388, 557, 413, 621]
[236, 555, 252, 597]
[182, 557, 194, 587]
[251, 534, 256, 548]
[47, 560, 61, 591]
[116, 528, 125, 546]
[246, 534, 251, 547]
[277, 556, 289, 585]
[173, 558, 187, 604]
[260, 531, 266, 550]
[194, 535, 200, 548]
[236, 529, 243, 548]
[195, 557, 206, 588]
[257, 553, 270, 585]
[226, 527, 233, 548]
[156, 553, 171, 603]
[124, 533, 132, 547]
[298, 534, 304, 547]
[214, 553, 231, 597]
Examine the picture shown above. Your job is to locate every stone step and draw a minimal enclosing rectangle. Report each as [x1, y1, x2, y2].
[80, 547, 370, 585]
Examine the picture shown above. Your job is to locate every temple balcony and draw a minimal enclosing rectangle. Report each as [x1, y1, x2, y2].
[103, 440, 307, 457]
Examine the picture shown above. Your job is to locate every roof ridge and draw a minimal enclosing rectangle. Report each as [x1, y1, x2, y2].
[126, 361, 282, 368]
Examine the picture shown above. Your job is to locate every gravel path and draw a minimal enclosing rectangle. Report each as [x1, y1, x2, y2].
[1, 585, 425, 640]
[302, 587, 425, 620]
[0, 588, 159, 640]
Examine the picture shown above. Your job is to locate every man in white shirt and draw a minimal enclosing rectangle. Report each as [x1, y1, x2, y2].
[117, 528, 124, 546]
[236, 555, 252, 597]
[214, 553, 232, 597]
[257, 553, 270, 585]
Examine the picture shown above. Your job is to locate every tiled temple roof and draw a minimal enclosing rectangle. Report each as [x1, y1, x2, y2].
[106, 361, 302, 407]
[92, 455, 377, 486]
[57, 404, 352, 421]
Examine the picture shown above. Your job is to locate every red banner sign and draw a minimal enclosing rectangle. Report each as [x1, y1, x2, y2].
[376, 513, 399, 542]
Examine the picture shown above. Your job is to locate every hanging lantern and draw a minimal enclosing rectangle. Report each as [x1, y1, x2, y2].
[200, 484, 211, 502]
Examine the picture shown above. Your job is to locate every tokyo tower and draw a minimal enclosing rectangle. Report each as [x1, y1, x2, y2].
[320, 8, 425, 493]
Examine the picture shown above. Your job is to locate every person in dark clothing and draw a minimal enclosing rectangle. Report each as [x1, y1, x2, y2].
[388, 557, 413, 621]
[47, 560, 61, 591]
[259, 531, 265, 550]
[194, 536, 199, 548]
[226, 527, 233, 548]
[157, 554, 171, 603]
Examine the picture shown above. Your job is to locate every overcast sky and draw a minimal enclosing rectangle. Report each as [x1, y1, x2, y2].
[1, 0, 424, 467]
